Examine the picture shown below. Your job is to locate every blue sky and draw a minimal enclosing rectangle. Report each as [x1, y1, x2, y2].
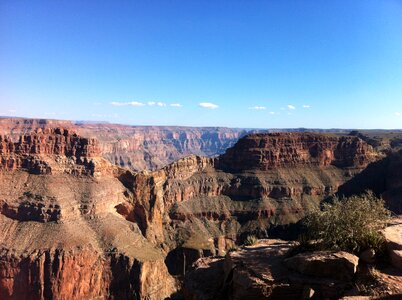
[1, 1, 402, 128]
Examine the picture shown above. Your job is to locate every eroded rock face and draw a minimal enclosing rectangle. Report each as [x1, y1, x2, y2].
[337, 149, 402, 214]
[122, 133, 376, 276]
[0, 128, 383, 299]
[217, 133, 376, 172]
[0, 118, 252, 171]
[0, 128, 101, 175]
[0, 129, 177, 300]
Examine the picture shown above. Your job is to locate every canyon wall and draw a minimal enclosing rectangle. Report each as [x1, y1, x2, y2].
[119, 133, 377, 277]
[0, 128, 177, 300]
[2, 125, 397, 299]
[0, 118, 252, 171]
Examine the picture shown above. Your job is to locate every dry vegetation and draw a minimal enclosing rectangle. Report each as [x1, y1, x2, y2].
[302, 192, 391, 255]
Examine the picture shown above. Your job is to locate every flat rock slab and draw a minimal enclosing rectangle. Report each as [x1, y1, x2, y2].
[284, 251, 359, 281]
[223, 240, 354, 300]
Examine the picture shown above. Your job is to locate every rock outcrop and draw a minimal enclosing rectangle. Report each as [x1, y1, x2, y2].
[217, 133, 375, 171]
[184, 239, 402, 299]
[0, 118, 253, 171]
[119, 132, 376, 277]
[0, 128, 387, 299]
[384, 218, 402, 270]
[0, 129, 177, 300]
[0, 128, 101, 175]
[184, 240, 357, 299]
[284, 251, 358, 281]
[337, 149, 402, 214]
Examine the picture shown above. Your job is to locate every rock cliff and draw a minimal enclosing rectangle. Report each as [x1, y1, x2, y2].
[0, 128, 387, 299]
[337, 149, 402, 214]
[119, 133, 376, 277]
[0, 128, 177, 300]
[0, 128, 101, 175]
[217, 132, 375, 171]
[0, 118, 252, 171]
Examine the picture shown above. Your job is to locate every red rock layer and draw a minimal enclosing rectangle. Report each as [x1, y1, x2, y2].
[217, 132, 376, 172]
[0, 128, 101, 173]
[0, 118, 251, 171]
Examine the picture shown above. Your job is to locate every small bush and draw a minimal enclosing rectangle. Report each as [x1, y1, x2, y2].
[244, 235, 258, 246]
[227, 245, 240, 253]
[303, 192, 390, 254]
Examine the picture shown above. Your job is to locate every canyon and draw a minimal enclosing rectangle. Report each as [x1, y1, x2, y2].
[0, 118, 253, 171]
[0, 118, 401, 299]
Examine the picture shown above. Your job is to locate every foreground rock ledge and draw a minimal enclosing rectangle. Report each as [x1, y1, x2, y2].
[284, 251, 358, 281]
[184, 240, 362, 300]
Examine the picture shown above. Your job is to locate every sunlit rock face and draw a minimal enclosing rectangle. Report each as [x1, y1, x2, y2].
[0, 127, 387, 299]
[0, 128, 177, 300]
[0, 118, 252, 171]
[125, 132, 376, 276]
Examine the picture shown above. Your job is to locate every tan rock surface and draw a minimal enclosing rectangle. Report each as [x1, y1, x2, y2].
[384, 217, 402, 270]
[284, 251, 359, 280]
[0, 129, 177, 300]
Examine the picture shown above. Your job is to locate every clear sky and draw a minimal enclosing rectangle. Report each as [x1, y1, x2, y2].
[1, 1, 402, 129]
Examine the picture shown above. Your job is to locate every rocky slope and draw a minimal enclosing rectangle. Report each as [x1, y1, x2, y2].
[0, 118, 252, 171]
[337, 148, 402, 214]
[0, 128, 177, 300]
[119, 132, 377, 278]
[0, 127, 388, 299]
[184, 239, 402, 299]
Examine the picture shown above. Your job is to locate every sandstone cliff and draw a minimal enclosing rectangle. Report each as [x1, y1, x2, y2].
[0, 118, 252, 171]
[0, 128, 177, 300]
[117, 133, 377, 277]
[0, 128, 386, 299]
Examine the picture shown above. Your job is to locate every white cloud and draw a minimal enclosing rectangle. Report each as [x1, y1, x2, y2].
[249, 106, 266, 110]
[130, 101, 145, 106]
[395, 112, 401, 117]
[111, 101, 145, 106]
[302, 104, 311, 108]
[199, 102, 219, 109]
[269, 111, 275, 115]
[148, 101, 167, 107]
[287, 105, 296, 110]
[112, 100, 182, 108]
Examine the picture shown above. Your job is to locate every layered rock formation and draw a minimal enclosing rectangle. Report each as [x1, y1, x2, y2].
[0, 128, 100, 174]
[0, 129, 177, 300]
[0, 118, 252, 171]
[218, 133, 375, 171]
[337, 149, 402, 214]
[119, 133, 376, 277]
[0, 127, 386, 299]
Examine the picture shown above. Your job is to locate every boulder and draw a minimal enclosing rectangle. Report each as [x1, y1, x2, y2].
[284, 251, 359, 281]
[383, 218, 402, 270]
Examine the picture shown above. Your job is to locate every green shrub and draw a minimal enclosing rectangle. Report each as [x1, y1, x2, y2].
[244, 235, 258, 246]
[303, 192, 390, 254]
